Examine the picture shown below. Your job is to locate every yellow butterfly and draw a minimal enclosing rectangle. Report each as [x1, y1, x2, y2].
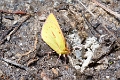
[41, 13, 70, 57]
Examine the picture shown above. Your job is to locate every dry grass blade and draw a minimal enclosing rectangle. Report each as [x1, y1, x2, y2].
[77, 0, 95, 17]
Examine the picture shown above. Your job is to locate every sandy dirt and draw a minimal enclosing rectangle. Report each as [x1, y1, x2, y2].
[0, 0, 120, 80]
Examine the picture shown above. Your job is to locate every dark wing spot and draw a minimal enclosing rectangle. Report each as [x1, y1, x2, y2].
[52, 31, 56, 38]
[58, 31, 60, 34]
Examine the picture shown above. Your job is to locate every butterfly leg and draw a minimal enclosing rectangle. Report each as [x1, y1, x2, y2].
[63, 54, 67, 64]
[55, 54, 61, 65]
[46, 51, 56, 59]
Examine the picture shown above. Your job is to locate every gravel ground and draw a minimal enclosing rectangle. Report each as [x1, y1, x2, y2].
[0, 0, 120, 80]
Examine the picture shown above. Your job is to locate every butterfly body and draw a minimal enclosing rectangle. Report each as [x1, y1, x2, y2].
[41, 13, 70, 56]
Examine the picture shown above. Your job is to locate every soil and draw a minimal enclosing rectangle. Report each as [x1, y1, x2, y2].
[0, 0, 120, 80]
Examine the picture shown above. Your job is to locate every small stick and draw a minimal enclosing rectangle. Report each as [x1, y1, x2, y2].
[0, 57, 28, 70]
[0, 12, 2, 24]
[92, 0, 120, 19]
[0, 14, 31, 44]
[0, 10, 27, 15]
[82, 13, 100, 37]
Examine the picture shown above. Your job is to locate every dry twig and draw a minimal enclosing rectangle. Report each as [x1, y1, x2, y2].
[0, 10, 27, 15]
[0, 14, 31, 44]
[0, 57, 28, 70]
[92, 0, 120, 19]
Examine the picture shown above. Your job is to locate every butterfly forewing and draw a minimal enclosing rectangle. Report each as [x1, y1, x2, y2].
[41, 13, 69, 55]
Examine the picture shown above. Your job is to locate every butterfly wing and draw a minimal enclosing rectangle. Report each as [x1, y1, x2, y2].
[41, 13, 69, 55]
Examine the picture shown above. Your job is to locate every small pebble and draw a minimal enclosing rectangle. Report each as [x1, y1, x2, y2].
[4, 14, 14, 20]
[0, 70, 3, 77]
[106, 76, 110, 79]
